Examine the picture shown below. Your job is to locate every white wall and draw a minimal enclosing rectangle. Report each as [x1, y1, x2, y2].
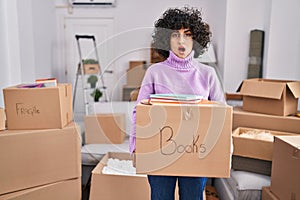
[265, 0, 300, 80]
[223, 0, 272, 92]
[223, 0, 300, 93]
[0, 0, 56, 107]
[32, 0, 56, 79]
[201, 0, 227, 86]
[0, 0, 22, 107]
[17, 0, 36, 82]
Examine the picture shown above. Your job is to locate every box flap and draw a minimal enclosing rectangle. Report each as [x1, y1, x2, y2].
[287, 82, 300, 98]
[275, 135, 300, 148]
[240, 79, 285, 99]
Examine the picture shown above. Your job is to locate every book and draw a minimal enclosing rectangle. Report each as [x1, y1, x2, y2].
[36, 78, 57, 87]
[141, 94, 213, 105]
[149, 94, 204, 101]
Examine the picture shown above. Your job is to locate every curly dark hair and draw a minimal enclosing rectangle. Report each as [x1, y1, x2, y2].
[152, 6, 211, 59]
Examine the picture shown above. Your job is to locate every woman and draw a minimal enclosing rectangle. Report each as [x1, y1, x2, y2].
[130, 6, 225, 200]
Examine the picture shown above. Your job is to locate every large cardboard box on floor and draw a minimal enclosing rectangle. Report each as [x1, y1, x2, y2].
[232, 127, 295, 161]
[0, 123, 81, 195]
[233, 106, 300, 134]
[89, 152, 151, 200]
[0, 178, 81, 200]
[270, 135, 300, 200]
[84, 113, 126, 144]
[239, 78, 300, 116]
[262, 187, 279, 200]
[0, 108, 5, 130]
[136, 103, 232, 177]
[3, 83, 73, 130]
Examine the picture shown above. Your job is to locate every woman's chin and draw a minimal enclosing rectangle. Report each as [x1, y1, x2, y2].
[175, 52, 187, 58]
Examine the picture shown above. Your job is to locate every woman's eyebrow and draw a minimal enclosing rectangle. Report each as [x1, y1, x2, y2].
[184, 30, 191, 33]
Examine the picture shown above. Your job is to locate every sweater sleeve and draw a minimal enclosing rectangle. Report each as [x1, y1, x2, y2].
[129, 68, 155, 153]
[208, 67, 225, 103]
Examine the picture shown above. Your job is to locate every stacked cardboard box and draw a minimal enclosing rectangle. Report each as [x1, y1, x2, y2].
[232, 127, 295, 176]
[238, 78, 300, 116]
[126, 60, 146, 87]
[270, 136, 300, 200]
[233, 106, 300, 134]
[0, 178, 81, 200]
[3, 83, 73, 129]
[122, 60, 147, 101]
[232, 78, 300, 199]
[0, 84, 81, 199]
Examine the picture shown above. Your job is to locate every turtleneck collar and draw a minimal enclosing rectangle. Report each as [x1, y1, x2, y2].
[165, 50, 194, 71]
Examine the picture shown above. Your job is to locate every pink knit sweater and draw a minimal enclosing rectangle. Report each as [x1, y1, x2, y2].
[129, 51, 225, 153]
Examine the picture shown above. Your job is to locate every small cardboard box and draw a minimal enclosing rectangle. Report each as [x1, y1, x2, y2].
[3, 83, 73, 130]
[126, 65, 146, 87]
[239, 78, 300, 116]
[129, 60, 146, 69]
[0, 178, 81, 200]
[89, 152, 150, 200]
[262, 187, 279, 200]
[84, 64, 99, 74]
[270, 135, 300, 200]
[232, 127, 295, 161]
[233, 106, 300, 134]
[84, 113, 126, 144]
[0, 108, 5, 130]
[136, 103, 232, 177]
[78, 63, 99, 74]
[0, 123, 81, 195]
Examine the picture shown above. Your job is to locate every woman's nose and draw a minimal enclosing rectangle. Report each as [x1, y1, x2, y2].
[179, 35, 185, 43]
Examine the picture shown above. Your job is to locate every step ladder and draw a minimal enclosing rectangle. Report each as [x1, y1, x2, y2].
[73, 35, 110, 115]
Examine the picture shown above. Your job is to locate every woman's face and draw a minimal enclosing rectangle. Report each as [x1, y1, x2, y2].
[170, 28, 193, 58]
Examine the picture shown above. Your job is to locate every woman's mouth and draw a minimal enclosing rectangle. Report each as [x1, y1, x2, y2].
[178, 47, 185, 53]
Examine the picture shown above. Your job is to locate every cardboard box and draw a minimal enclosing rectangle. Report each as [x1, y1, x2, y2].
[78, 63, 100, 74]
[262, 187, 279, 200]
[129, 60, 146, 69]
[0, 178, 81, 200]
[0, 123, 81, 195]
[126, 65, 146, 87]
[84, 113, 126, 144]
[84, 64, 99, 74]
[3, 83, 73, 130]
[233, 106, 300, 134]
[239, 78, 300, 116]
[89, 152, 150, 200]
[270, 135, 300, 200]
[136, 103, 232, 177]
[0, 108, 5, 130]
[232, 127, 295, 161]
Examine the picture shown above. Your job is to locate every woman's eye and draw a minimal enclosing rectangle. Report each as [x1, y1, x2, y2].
[184, 33, 192, 38]
[171, 33, 180, 38]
